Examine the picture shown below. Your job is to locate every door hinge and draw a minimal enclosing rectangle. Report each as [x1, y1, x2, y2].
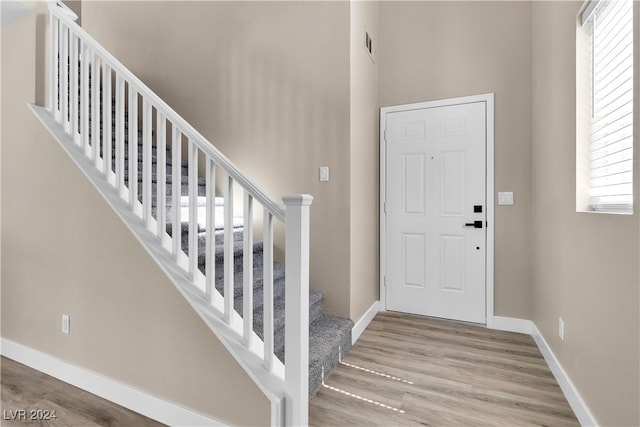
[383, 201, 387, 213]
[383, 129, 387, 142]
[383, 275, 387, 287]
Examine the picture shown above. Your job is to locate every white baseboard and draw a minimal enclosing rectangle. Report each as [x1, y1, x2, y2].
[490, 317, 598, 427]
[530, 325, 598, 427]
[491, 316, 534, 334]
[352, 300, 380, 344]
[1, 339, 226, 427]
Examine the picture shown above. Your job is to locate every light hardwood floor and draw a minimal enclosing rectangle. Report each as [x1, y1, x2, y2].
[310, 311, 579, 427]
[1, 313, 579, 427]
[1, 356, 165, 427]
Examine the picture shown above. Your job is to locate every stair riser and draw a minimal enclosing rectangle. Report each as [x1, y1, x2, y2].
[266, 296, 326, 366]
[308, 330, 352, 397]
[213, 263, 285, 292]
[253, 290, 324, 342]
[124, 183, 205, 208]
[231, 275, 286, 313]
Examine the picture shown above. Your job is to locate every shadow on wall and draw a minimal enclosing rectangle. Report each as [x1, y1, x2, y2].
[201, 7, 351, 305]
[80, 0, 352, 316]
[215, 32, 347, 191]
[215, 34, 350, 273]
[35, 14, 46, 106]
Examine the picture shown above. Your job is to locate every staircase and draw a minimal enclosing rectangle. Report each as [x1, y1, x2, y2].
[32, 2, 352, 425]
[115, 104, 353, 387]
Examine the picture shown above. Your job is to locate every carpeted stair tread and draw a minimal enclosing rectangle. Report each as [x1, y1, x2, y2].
[213, 240, 264, 269]
[156, 233, 259, 275]
[252, 291, 324, 337]
[231, 272, 287, 319]
[217, 262, 287, 300]
[308, 314, 354, 397]
[253, 290, 326, 364]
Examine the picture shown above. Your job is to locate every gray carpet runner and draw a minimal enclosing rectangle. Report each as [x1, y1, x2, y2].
[97, 99, 352, 397]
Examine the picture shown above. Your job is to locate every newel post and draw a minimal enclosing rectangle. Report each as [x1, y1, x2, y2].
[283, 194, 313, 427]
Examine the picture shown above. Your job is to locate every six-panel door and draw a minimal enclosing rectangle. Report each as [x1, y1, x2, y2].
[385, 102, 486, 324]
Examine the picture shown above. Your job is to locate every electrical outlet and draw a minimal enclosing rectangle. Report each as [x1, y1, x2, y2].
[558, 317, 564, 341]
[62, 314, 70, 335]
[364, 26, 375, 62]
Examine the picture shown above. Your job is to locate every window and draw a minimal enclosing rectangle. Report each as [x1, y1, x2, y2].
[578, 0, 634, 213]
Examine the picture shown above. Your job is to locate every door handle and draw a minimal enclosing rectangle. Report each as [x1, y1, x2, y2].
[464, 220, 483, 229]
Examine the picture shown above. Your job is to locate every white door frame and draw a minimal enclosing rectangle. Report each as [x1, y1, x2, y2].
[380, 93, 495, 327]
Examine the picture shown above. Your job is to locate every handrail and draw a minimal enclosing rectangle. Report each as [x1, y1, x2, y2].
[48, 3, 285, 222]
[52, 0, 78, 20]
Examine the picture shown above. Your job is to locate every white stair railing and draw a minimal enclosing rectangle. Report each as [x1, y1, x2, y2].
[44, 2, 311, 425]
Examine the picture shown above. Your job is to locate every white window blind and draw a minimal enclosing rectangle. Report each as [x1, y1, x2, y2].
[582, 0, 634, 212]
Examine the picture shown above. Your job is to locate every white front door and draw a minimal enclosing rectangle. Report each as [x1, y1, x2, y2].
[385, 101, 486, 324]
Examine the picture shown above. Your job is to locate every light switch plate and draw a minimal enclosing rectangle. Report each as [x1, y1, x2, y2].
[320, 166, 329, 182]
[62, 314, 70, 334]
[498, 192, 514, 205]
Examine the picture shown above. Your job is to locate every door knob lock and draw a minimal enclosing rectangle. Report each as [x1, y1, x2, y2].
[464, 220, 483, 229]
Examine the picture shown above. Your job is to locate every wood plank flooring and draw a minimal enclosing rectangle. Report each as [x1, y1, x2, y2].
[1, 313, 579, 427]
[310, 311, 579, 427]
[0, 357, 165, 427]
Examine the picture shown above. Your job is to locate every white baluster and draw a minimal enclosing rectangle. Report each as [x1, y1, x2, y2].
[81, 43, 90, 157]
[60, 23, 69, 132]
[171, 126, 181, 260]
[157, 112, 167, 243]
[223, 173, 234, 324]
[116, 76, 125, 196]
[50, 15, 59, 119]
[263, 210, 274, 371]
[128, 87, 138, 208]
[103, 63, 112, 178]
[243, 192, 254, 348]
[188, 141, 198, 279]
[205, 159, 217, 304]
[283, 194, 313, 427]
[143, 99, 153, 227]
[91, 53, 99, 166]
[69, 32, 79, 144]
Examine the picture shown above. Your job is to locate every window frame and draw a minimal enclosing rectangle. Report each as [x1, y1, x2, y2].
[576, 0, 636, 215]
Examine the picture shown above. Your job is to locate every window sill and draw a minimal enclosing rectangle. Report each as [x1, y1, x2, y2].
[577, 208, 634, 216]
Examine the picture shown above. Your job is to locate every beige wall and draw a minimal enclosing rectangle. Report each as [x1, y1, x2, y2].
[378, 1, 534, 319]
[65, 0, 81, 23]
[4, 2, 639, 425]
[350, 1, 380, 321]
[531, 2, 639, 425]
[1, 8, 270, 426]
[379, 3, 639, 423]
[81, 1, 353, 318]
